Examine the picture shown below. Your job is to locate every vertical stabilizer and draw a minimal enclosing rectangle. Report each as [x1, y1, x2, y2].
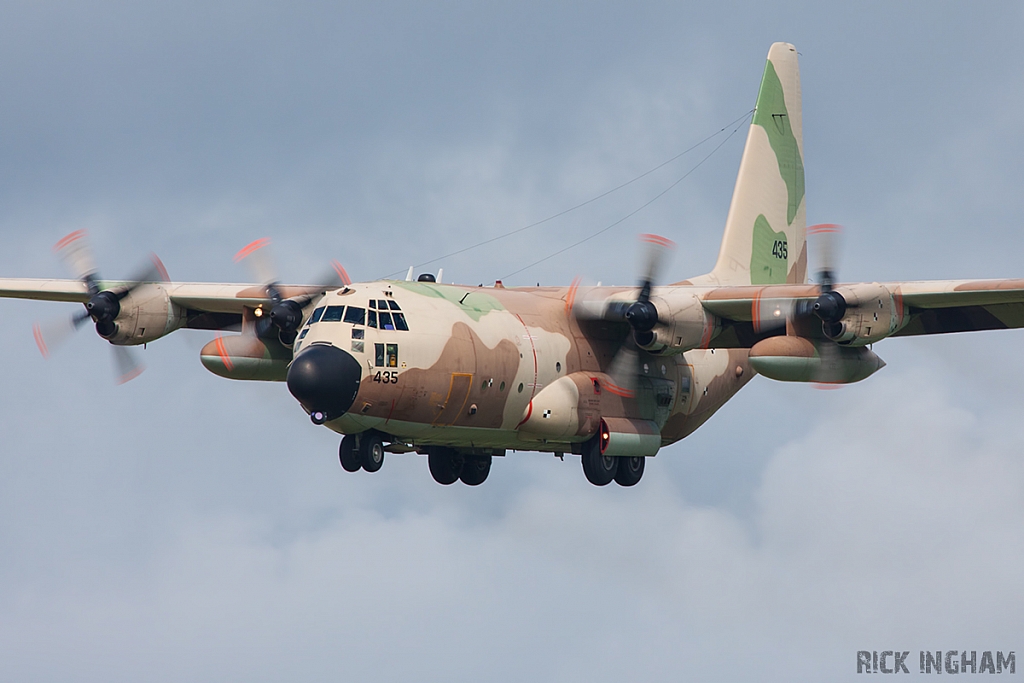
[691, 42, 807, 286]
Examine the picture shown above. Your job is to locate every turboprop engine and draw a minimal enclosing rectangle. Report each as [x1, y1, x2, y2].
[813, 282, 904, 346]
[631, 289, 719, 355]
[749, 336, 886, 384]
[100, 284, 184, 345]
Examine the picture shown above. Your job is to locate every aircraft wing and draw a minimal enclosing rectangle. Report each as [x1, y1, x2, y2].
[889, 279, 1024, 336]
[0, 278, 91, 303]
[700, 279, 1024, 340]
[0, 278, 333, 330]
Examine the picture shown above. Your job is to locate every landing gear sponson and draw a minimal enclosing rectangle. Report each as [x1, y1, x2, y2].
[338, 432, 644, 487]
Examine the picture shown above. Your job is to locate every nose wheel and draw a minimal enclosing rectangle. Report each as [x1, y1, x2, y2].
[338, 432, 386, 472]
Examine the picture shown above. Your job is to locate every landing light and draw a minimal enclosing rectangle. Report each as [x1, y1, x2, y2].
[254, 307, 264, 317]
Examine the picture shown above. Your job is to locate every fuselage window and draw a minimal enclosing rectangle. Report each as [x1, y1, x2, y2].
[387, 300, 401, 311]
[392, 312, 409, 331]
[386, 343, 398, 367]
[321, 305, 345, 322]
[344, 306, 366, 325]
[368, 310, 377, 328]
[379, 311, 394, 330]
[352, 328, 364, 340]
[374, 343, 385, 367]
[309, 307, 325, 324]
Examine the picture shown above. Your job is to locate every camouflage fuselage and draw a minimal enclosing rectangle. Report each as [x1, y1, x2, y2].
[293, 280, 753, 454]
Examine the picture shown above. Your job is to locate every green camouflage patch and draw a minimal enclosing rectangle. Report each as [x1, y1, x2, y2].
[750, 214, 788, 285]
[752, 59, 805, 225]
[391, 280, 504, 321]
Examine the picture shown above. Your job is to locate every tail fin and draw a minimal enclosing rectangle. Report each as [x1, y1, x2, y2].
[692, 42, 807, 286]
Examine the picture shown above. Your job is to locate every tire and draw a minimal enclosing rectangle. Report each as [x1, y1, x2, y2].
[459, 455, 491, 486]
[339, 435, 361, 472]
[428, 448, 463, 485]
[581, 437, 617, 486]
[359, 432, 385, 472]
[613, 455, 645, 487]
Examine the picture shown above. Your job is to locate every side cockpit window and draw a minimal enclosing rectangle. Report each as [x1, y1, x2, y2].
[368, 299, 407, 330]
[309, 307, 325, 324]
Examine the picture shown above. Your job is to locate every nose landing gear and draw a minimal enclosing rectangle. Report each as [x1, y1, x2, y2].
[338, 432, 386, 472]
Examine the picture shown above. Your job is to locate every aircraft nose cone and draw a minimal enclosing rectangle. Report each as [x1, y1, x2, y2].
[287, 344, 362, 420]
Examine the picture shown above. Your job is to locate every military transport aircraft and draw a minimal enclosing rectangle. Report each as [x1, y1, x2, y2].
[3, 42, 1023, 487]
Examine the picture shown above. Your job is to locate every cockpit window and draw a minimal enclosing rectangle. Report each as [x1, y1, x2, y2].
[392, 312, 409, 331]
[344, 306, 366, 325]
[387, 300, 401, 311]
[379, 311, 394, 330]
[309, 307, 325, 324]
[368, 310, 377, 328]
[321, 305, 345, 322]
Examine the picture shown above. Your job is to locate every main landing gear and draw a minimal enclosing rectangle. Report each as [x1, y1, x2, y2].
[339, 432, 385, 472]
[580, 436, 645, 487]
[427, 447, 492, 486]
[337, 435, 492, 485]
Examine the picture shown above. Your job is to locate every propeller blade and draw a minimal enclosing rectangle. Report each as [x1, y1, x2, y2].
[111, 345, 145, 384]
[33, 310, 90, 358]
[604, 342, 639, 398]
[807, 224, 842, 291]
[234, 237, 281, 302]
[638, 234, 675, 292]
[115, 254, 170, 300]
[54, 229, 100, 295]
[812, 339, 845, 387]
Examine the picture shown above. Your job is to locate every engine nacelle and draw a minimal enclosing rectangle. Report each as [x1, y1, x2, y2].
[634, 290, 719, 355]
[823, 283, 904, 346]
[105, 285, 185, 345]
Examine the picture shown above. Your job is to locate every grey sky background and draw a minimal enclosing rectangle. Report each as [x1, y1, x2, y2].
[2, 2, 1024, 680]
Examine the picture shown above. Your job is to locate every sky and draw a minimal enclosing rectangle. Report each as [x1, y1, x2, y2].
[1, 1, 1024, 680]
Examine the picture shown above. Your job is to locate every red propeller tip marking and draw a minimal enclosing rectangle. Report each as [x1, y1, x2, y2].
[565, 276, 582, 315]
[53, 229, 88, 251]
[32, 323, 48, 358]
[640, 233, 675, 248]
[150, 254, 170, 282]
[116, 366, 144, 385]
[233, 237, 271, 263]
[332, 260, 352, 286]
[214, 336, 234, 371]
[808, 223, 843, 235]
[604, 383, 635, 398]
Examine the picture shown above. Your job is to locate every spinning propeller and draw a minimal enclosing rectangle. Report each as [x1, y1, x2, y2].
[32, 230, 168, 384]
[571, 234, 675, 398]
[233, 238, 351, 344]
[752, 223, 848, 384]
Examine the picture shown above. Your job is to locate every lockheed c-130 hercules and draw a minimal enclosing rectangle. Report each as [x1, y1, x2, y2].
[3, 42, 1023, 487]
